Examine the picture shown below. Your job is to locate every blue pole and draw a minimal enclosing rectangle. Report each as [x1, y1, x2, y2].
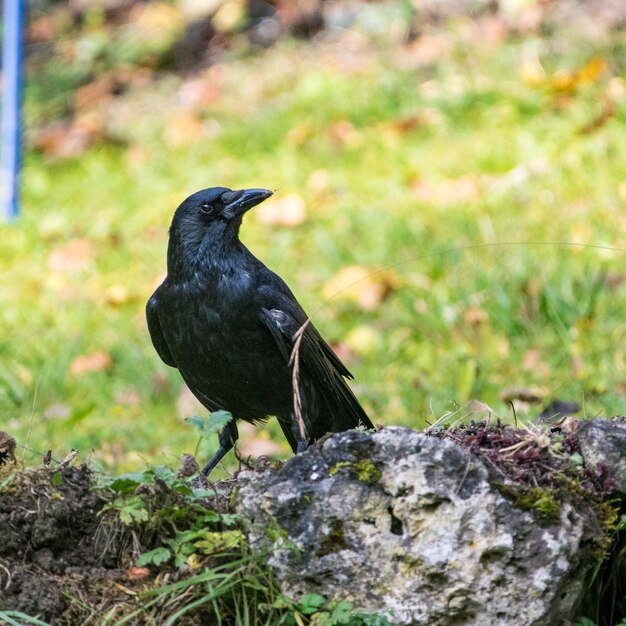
[1, 0, 24, 220]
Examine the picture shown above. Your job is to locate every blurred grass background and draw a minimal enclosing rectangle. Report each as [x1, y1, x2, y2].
[2, 0, 626, 475]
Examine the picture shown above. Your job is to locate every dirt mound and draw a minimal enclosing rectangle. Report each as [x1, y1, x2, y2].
[0, 463, 240, 624]
[0, 466, 123, 621]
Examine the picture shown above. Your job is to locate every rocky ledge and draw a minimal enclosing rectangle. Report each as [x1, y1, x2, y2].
[236, 420, 626, 626]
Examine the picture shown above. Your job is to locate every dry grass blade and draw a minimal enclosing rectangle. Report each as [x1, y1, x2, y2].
[288, 320, 311, 443]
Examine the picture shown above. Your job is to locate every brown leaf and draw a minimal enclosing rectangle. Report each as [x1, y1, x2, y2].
[322, 265, 399, 310]
[164, 112, 206, 148]
[255, 194, 306, 227]
[47, 239, 94, 273]
[328, 120, 361, 147]
[307, 169, 330, 194]
[27, 15, 57, 43]
[410, 176, 479, 205]
[114, 388, 141, 406]
[130, 2, 184, 38]
[463, 307, 489, 329]
[33, 121, 95, 159]
[69, 351, 113, 376]
[405, 33, 450, 66]
[74, 76, 116, 111]
[126, 567, 151, 581]
[213, 0, 246, 33]
[105, 285, 130, 306]
[178, 77, 223, 110]
[499, 387, 547, 404]
[552, 57, 608, 93]
[286, 122, 314, 146]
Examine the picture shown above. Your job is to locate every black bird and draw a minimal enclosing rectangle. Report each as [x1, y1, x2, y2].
[147, 187, 374, 476]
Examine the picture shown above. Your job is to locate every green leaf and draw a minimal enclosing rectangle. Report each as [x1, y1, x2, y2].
[117, 496, 149, 525]
[186, 411, 233, 439]
[51, 471, 63, 487]
[298, 593, 327, 615]
[185, 415, 206, 429]
[568, 452, 584, 467]
[103, 470, 153, 493]
[309, 612, 332, 626]
[136, 547, 171, 567]
[330, 600, 354, 623]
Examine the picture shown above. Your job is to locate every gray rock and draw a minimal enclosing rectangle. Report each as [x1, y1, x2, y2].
[236, 427, 597, 625]
[578, 418, 626, 495]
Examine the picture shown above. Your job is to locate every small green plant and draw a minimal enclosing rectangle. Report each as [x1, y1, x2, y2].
[271, 593, 393, 626]
[0, 612, 52, 626]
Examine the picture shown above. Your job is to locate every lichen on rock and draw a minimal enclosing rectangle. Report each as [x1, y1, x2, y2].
[235, 426, 614, 625]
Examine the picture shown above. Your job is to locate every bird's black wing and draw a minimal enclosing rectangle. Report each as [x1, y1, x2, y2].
[258, 280, 374, 437]
[146, 288, 177, 368]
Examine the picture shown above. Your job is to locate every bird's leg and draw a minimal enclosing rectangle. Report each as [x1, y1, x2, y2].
[200, 418, 239, 477]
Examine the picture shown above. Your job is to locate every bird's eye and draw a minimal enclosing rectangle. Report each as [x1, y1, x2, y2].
[200, 202, 213, 215]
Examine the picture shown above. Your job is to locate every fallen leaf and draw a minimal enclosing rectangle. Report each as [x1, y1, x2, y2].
[27, 15, 57, 43]
[405, 33, 450, 66]
[328, 120, 361, 147]
[32, 121, 98, 159]
[115, 388, 141, 406]
[48, 239, 94, 273]
[74, 75, 117, 110]
[499, 387, 547, 404]
[551, 57, 608, 93]
[164, 112, 206, 148]
[322, 265, 399, 310]
[69, 351, 113, 376]
[105, 284, 130, 306]
[344, 325, 380, 356]
[212, 0, 246, 32]
[307, 169, 330, 194]
[463, 307, 489, 329]
[410, 176, 479, 205]
[130, 2, 184, 38]
[256, 194, 306, 227]
[177, 77, 222, 109]
[286, 122, 314, 146]
[126, 567, 151, 581]
[179, 0, 224, 22]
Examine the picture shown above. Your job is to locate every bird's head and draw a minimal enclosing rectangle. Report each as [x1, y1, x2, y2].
[167, 186, 273, 274]
[174, 186, 273, 224]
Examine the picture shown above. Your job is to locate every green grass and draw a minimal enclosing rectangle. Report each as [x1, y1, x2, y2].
[3, 24, 626, 474]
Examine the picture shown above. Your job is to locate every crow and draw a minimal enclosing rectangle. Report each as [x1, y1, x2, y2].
[147, 187, 374, 476]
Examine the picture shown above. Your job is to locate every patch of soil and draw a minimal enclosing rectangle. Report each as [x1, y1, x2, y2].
[0, 466, 121, 621]
[0, 463, 238, 624]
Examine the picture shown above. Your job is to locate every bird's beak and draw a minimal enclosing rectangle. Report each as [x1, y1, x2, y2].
[221, 188, 273, 219]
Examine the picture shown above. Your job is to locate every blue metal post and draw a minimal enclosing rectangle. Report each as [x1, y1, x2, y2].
[2, 0, 25, 220]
